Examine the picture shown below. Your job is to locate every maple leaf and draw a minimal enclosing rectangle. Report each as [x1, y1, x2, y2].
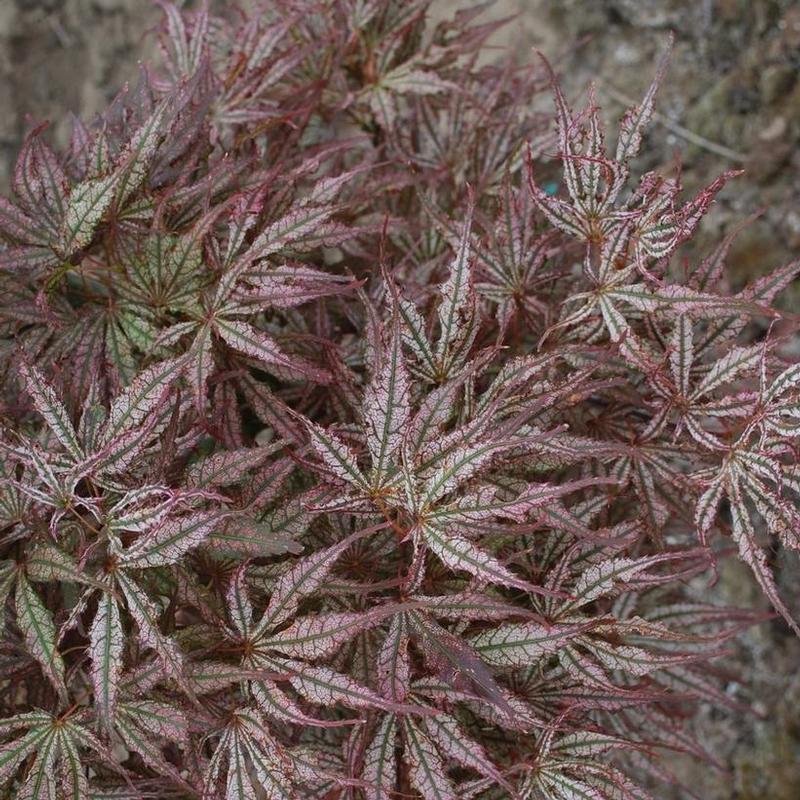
[0, 2, 797, 798]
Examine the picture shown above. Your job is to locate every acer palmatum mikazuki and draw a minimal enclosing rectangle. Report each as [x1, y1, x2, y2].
[0, 2, 797, 799]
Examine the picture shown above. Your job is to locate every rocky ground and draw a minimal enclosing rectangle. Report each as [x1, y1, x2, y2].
[1, 1, 798, 798]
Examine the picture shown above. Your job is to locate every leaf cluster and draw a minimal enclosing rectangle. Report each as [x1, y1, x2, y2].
[0, 2, 797, 799]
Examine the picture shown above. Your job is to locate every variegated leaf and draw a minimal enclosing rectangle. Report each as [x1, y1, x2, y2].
[362, 714, 398, 800]
[298, 417, 367, 489]
[280, 660, 408, 713]
[261, 609, 392, 660]
[425, 713, 511, 791]
[259, 526, 367, 633]
[729, 487, 800, 636]
[17, 359, 83, 461]
[89, 592, 124, 734]
[119, 510, 221, 568]
[0, 723, 53, 784]
[15, 573, 66, 700]
[435, 205, 475, 363]
[403, 717, 457, 800]
[60, 172, 120, 253]
[215, 318, 329, 384]
[115, 570, 191, 694]
[364, 320, 410, 484]
[470, 621, 591, 667]
[101, 356, 186, 443]
[421, 523, 542, 594]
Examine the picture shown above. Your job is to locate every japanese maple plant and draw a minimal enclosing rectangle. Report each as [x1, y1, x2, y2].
[0, 1, 797, 798]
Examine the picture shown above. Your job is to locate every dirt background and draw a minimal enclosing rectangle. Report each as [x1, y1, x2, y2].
[1, 1, 798, 797]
